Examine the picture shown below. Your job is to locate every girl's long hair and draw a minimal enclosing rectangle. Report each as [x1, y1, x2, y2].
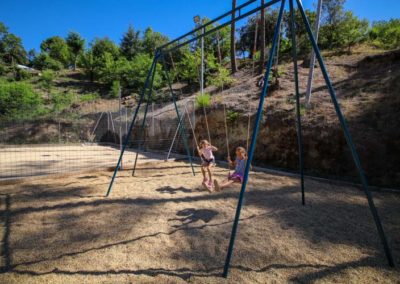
[199, 139, 209, 148]
[236, 146, 247, 159]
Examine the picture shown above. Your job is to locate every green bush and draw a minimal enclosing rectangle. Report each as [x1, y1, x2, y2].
[33, 53, 64, 71]
[80, 92, 99, 102]
[369, 19, 400, 49]
[0, 62, 6, 76]
[15, 68, 32, 81]
[40, 70, 55, 91]
[196, 93, 211, 108]
[110, 80, 120, 98]
[226, 110, 239, 123]
[0, 82, 43, 119]
[208, 66, 235, 90]
[51, 92, 76, 112]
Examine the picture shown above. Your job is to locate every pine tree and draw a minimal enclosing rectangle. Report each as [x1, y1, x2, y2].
[120, 25, 141, 60]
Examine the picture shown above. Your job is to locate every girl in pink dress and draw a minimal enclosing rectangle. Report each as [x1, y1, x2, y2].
[214, 147, 247, 191]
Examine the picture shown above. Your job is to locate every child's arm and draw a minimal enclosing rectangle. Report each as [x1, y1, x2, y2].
[227, 156, 235, 167]
[210, 145, 218, 151]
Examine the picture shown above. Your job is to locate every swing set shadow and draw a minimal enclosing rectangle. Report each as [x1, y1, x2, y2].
[105, 0, 395, 278]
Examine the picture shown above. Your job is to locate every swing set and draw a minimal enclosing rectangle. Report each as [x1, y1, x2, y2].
[106, 0, 395, 278]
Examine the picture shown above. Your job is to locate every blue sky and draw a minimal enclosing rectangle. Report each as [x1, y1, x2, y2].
[1, 0, 399, 51]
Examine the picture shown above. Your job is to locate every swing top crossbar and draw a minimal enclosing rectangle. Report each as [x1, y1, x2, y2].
[159, 0, 281, 53]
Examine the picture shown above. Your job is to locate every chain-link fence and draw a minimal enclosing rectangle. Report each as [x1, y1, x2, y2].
[0, 98, 198, 180]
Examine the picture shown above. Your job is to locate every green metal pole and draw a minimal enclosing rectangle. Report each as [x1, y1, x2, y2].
[160, 51, 196, 176]
[289, 0, 305, 205]
[132, 59, 158, 176]
[223, 0, 286, 277]
[296, 0, 394, 267]
[105, 53, 159, 197]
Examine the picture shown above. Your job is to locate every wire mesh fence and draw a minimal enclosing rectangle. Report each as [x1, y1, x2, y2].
[0, 98, 199, 180]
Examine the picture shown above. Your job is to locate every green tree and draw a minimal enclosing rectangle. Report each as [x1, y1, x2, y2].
[176, 48, 200, 84]
[0, 22, 9, 57]
[2, 33, 27, 65]
[32, 53, 63, 71]
[320, 0, 346, 49]
[0, 82, 42, 120]
[91, 37, 119, 59]
[128, 53, 162, 90]
[40, 70, 55, 95]
[231, 0, 238, 73]
[208, 65, 235, 91]
[27, 49, 37, 65]
[142, 27, 168, 56]
[97, 52, 119, 85]
[340, 11, 369, 53]
[78, 49, 96, 82]
[369, 19, 400, 49]
[40, 36, 70, 66]
[66, 31, 85, 70]
[110, 80, 120, 98]
[120, 25, 141, 60]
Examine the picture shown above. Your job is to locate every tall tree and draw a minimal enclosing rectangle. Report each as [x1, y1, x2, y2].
[230, 0, 238, 73]
[259, 0, 266, 74]
[78, 49, 96, 82]
[0, 22, 9, 56]
[322, 0, 346, 48]
[91, 37, 120, 59]
[27, 49, 36, 65]
[2, 33, 27, 65]
[120, 25, 141, 60]
[40, 36, 70, 65]
[66, 31, 85, 70]
[142, 27, 168, 56]
[340, 11, 369, 53]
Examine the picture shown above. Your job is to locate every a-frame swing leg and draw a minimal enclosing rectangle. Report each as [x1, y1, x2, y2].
[132, 59, 159, 176]
[160, 52, 196, 176]
[106, 53, 159, 197]
[295, 0, 394, 267]
[222, 0, 286, 278]
[289, 0, 305, 205]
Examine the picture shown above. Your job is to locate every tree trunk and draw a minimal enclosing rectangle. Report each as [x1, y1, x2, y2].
[259, 0, 266, 74]
[216, 31, 222, 64]
[230, 0, 238, 74]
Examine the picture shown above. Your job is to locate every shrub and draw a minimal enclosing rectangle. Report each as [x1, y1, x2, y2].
[40, 70, 55, 91]
[0, 62, 6, 76]
[208, 66, 235, 90]
[0, 82, 43, 119]
[33, 53, 63, 71]
[369, 19, 400, 49]
[15, 68, 32, 81]
[80, 92, 99, 102]
[51, 92, 76, 112]
[110, 80, 120, 98]
[196, 93, 211, 108]
[226, 110, 239, 123]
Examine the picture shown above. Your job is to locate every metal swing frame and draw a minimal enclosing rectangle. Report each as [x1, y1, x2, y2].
[106, 0, 395, 277]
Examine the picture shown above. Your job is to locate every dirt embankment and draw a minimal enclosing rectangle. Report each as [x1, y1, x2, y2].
[172, 49, 400, 188]
[2, 49, 399, 188]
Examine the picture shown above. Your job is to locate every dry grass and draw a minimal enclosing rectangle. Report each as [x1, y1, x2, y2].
[0, 160, 399, 283]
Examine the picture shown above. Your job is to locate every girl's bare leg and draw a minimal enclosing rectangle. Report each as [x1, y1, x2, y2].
[214, 179, 235, 191]
[201, 167, 207, 182]
[206, 166, 213, 185]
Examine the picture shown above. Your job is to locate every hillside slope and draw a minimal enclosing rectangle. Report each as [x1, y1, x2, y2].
[1, 48, 399, 188]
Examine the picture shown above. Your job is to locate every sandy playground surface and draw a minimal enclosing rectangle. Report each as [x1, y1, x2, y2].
[0, 160, 399, 283]
[0, 144, 166, 179]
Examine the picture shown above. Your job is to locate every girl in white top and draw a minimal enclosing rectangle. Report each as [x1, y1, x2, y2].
[197, 139, 218, 190]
